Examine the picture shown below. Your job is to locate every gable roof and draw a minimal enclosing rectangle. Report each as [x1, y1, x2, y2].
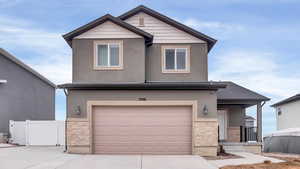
[217, 81, 270, 102]
[271, 94, 300, 107]
[63, 14, 153, 47]
[118, 5, 217, 52]
[0, 48, 56, 88]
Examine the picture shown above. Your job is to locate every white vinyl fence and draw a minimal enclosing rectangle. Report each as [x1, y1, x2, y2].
[9, 120, 65, 146]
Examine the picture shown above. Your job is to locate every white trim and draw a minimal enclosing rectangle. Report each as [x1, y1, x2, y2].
[217, 110, 228, 140]
[0, 80, 7, 84]
[161, 45, 190, 73]
[93, 40, 124, 70]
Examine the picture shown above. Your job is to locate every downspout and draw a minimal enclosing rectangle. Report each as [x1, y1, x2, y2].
[145, 43, 149, 83]
[63, 89, 69, 152]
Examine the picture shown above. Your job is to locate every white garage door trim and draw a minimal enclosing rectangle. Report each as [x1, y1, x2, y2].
[87, 100, 198, 154]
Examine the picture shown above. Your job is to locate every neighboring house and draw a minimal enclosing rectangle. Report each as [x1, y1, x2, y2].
[272, 94, 300, 130]
[0, 48, 56, 134]
[245, 115, 255, 127]
[58, 5, 269, 156]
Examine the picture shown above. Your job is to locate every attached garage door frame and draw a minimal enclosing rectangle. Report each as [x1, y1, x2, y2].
[87, 100, 198, 154]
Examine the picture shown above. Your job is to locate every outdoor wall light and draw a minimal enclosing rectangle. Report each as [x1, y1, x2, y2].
[75, 106, 81, 115]
[0, 79, 7, 84]
[203, 105, 209, 116]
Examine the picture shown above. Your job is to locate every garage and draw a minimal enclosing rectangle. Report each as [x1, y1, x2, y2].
[92, 105, 193, 155]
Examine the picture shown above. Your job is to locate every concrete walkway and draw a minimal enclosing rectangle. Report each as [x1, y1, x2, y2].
[0, 146, 217, 169]
[0, 143, 15, 148]
[208, 152, 284, 168]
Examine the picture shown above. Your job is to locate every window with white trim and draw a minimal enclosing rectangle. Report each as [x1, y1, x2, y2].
[162, 46, 190, 73]
[94, 41, 123, 70]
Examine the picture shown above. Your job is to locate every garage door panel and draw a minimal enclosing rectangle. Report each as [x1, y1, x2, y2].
[93, 105, 192, 155]
[94, 144, 191, 155]
[94, 117, 191, 126]
[93, 135, 191, 143]
[93, 126, 191, 136]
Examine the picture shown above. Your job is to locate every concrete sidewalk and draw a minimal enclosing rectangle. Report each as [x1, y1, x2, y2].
[0, 146, 217, 169]
[208, 152, 284, 168]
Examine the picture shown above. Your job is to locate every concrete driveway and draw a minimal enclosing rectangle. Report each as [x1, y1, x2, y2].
[0, 147, 217, 169]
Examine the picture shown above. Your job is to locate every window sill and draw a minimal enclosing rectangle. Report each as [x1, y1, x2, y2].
[93, 66, 124, 71]
[162, 70, 190, 74]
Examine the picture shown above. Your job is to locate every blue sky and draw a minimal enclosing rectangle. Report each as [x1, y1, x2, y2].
[1, 0, 300, 135]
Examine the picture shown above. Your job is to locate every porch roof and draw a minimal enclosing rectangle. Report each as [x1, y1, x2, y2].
[217, 81, 270, 107]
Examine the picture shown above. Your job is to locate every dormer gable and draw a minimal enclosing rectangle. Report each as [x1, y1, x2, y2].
[74, 21, 143, 39]
[63, 14, 153, 47]
[119, 5, 217, 52]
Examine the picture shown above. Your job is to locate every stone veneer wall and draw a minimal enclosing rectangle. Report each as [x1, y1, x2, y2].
[66, 118, 218, 156]
[66, 119, 90, 153]
[193, 119, 218, 156]
[227, 127, 241, 142]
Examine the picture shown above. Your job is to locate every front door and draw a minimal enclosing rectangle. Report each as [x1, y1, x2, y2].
[217, 110, 228, 141]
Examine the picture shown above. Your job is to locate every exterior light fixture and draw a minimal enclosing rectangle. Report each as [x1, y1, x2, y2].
[203, 105, 208, 116]
[0, 80, 7, 84]
[75, 106, 81, 115]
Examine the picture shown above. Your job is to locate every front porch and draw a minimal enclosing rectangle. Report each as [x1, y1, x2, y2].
[216, 82, 270, 153]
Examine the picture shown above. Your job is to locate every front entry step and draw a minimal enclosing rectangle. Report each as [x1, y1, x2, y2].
[220, 142, 262, 154]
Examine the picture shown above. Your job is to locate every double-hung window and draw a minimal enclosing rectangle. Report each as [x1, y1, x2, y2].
[162, 46, 190, 73]
[94, 40, 123, 70]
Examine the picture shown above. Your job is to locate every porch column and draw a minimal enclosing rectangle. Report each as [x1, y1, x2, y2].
[257, 102, 262, 142]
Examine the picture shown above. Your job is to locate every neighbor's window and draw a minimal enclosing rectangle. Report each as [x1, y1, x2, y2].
[94, 41, 123, 70]
[162, 46, 190, 73]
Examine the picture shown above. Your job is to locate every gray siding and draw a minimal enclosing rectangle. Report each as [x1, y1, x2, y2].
[146, 43, 208, 82]
[72, 38, 145, 83]
[0, 54, 55, 133]
[67, 90, 217, 118]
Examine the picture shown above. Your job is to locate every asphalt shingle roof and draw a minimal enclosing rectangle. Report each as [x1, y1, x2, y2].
[271, 94, 300, 107]
[216, 81, 270, 101]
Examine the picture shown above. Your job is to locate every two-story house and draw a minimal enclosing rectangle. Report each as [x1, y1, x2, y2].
[272, 94, 300, 130]
[58, 5, 270, 156]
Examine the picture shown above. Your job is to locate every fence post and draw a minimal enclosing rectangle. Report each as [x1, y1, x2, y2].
[9, 120, 14, 142]
[25, 120, 30, 146]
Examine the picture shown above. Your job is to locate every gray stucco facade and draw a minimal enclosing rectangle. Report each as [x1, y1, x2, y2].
[72, 38, 145, 83]
[67, 90, 217, 119]
[0, 50, 55, 133]
[72, 39, 208, 83]
[146, 43, 208, 82]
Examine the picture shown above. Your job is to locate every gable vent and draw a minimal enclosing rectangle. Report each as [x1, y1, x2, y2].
[139, 16, 144, 26]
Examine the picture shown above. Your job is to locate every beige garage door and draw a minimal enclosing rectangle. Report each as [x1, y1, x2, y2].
[92, 105, 192, 155]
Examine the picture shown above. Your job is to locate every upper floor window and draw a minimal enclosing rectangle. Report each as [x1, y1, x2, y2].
[94, 40, 123, 70]
[162, 45, 190, 73]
